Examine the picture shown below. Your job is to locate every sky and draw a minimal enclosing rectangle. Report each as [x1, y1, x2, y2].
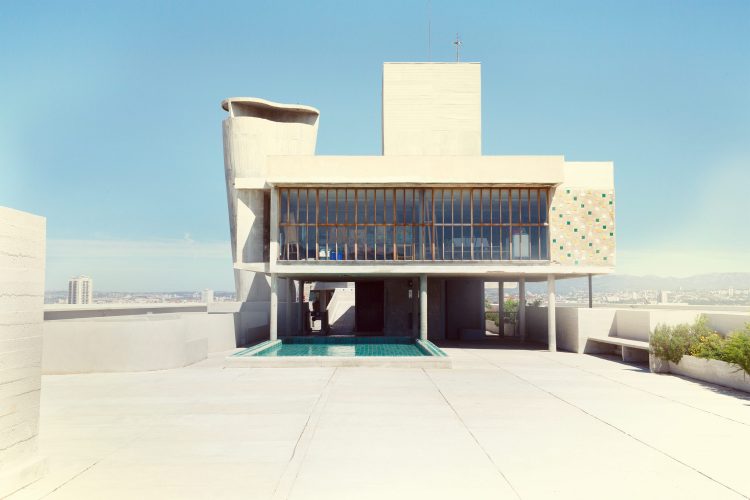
[1, 1, 748, 291]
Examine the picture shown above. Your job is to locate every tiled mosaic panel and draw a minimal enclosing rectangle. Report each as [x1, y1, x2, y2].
[549, 188, 615, 266]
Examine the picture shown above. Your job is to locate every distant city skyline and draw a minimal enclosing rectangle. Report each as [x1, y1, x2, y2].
[2, 1, 748, 290]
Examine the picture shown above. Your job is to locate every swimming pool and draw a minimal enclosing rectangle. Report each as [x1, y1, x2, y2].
[227, 336, 450, 368]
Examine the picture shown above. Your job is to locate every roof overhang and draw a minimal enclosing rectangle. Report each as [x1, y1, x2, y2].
[235, 155, 566, 188]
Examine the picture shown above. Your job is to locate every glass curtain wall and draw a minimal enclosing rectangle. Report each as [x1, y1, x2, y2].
[278, 187, 549, 262]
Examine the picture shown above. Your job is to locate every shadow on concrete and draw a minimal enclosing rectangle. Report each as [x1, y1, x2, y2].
[587, 353, 650, 373]
[329, 305, 355, 335]
[434, 337, 547, 351]
[669, 374, 750, 404]
[590, 354, 750, 404]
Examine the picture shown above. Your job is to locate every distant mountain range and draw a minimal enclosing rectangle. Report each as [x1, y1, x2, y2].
[522, 272, 750, 294]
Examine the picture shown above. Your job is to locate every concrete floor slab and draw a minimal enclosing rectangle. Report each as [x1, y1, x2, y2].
[7, 347, 750, 499]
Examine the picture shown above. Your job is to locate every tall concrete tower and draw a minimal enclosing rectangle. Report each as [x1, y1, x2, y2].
[221, 98, 319, 303]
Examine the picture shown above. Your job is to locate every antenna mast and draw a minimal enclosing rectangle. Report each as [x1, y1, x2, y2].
[453, 33, 462, 62]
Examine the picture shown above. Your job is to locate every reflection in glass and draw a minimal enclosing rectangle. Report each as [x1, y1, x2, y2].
[277, 187, 550, 262]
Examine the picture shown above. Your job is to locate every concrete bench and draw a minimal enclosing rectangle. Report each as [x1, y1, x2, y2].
[587, 336, 649, 363]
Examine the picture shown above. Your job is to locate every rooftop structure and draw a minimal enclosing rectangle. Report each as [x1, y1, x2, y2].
[221, 62, 615, 346]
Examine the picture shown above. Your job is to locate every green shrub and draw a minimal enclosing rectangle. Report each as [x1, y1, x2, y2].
[504, 298, 519, 314]
[722, 325, 750, 376]
[650, 315, 712, 363]
[650, 323, 695, 363]
[691, 314, 714, 338]
[485, 311, 500, 326]
[688, 333, 725, 360]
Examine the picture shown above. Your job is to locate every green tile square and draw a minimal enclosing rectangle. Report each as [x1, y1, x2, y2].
[587, 211, 592, 215]
[575, 260, 579, 265]
[595, 218, 599, 222]
[552, 238, 556, 243]
[609, 232, 614, 236]
[588, 242, 592, 247]
[559, 245, 564, 250]
[604, 256, 608, 260]
[602, 225, 607, 229]
[573, 196, 578, 201]
[596, 249, 600, 254]
[567, 253, 571, 257]
[581, 235, 585, 240]
[574, 228, 578, 232]
[566, 189, 570, 194]
[609, 200, 613, 205]
[601, 193, 606, 198]
[566, 221, 570, 225]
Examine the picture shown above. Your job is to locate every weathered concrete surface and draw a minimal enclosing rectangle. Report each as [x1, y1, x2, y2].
[0, 207, 47, 497]
[8, 348, 750, 500]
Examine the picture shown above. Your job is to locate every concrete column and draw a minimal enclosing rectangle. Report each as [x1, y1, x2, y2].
[298, 280, 305, 334]
[498, 281, 504, 335]
[319, 288, 328, 334]
[269, 187, 279, 265]
[419, 274, 428, 340]
[588, 274, 593, 309]
[286, 278, 295, 336]
[548, 275, 557, 352]
[518, 277, 526, 341]
[270, 274, 278, 341]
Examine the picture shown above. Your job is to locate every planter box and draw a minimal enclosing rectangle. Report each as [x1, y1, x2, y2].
[668, 355, 750, 393]
[649, 354, 669, 373]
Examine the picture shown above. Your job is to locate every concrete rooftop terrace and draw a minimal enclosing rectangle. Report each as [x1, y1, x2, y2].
[9, 347, 750, 500]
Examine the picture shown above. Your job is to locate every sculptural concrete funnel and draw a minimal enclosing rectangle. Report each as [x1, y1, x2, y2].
[221, 98, 319, 302]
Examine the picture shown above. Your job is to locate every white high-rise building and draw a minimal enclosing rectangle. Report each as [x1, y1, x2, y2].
[68, 276, 93, 304]
[201, 289, 214, 303]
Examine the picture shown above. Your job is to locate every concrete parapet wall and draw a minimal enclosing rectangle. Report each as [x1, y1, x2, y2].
[44, 303, 206, 320]
[0, 207, 47, 497]
[42, 310, 241, 374]
[526, 306, 750, 354]
[526, 306, 580, 352]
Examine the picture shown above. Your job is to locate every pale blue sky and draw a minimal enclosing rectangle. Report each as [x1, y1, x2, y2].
[1, 1, 748, 291]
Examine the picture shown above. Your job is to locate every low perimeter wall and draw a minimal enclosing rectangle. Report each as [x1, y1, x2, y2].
[42, 304, 270, 374]
[526, 306, 750, 354]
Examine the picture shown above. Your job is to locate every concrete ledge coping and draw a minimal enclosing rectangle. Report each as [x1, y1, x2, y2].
[587, 336, 649, 349]
[224, 354, 451, 369]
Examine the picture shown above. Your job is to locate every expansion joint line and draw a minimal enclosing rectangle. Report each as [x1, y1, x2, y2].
[422, 368, 522, 500]
[468, 350, 746, 499]
[536, 351, 750, 428]
[272, 367, 338, 500]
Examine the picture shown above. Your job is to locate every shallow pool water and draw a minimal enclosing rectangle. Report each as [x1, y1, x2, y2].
[241, 336, 444, 357]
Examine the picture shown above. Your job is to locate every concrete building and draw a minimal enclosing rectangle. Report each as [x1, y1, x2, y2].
[201, 289, 214, 304]
[67, 275, 92, 304]
[221, 62, 616, 348]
